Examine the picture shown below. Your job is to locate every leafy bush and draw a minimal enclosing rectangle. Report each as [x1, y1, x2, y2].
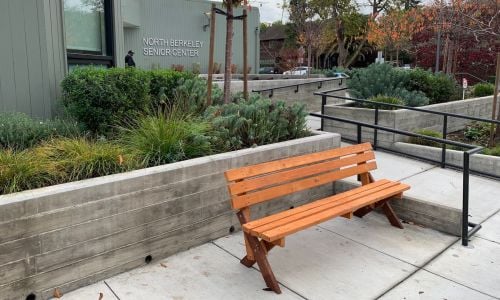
[483, 146, 500, 157]
[36, 138, 131, 181]
[204, 95, 309, 151]
[149, 69, 195, 107]
[0, 113, 84, 150]
[426, 73, 458, 104]
[62, 67, 151, 134]
[170, 77, 223, 114]
[348, 63, 430, 107]
[0, 150, 56, 194]
[405, 69, 457, 104]
[364, 96, 404, 110]
[409, 129, 443, 147]
[120, 109, 213, 167]
[464, 122, 492, 145]
[472, 83, 495, 97]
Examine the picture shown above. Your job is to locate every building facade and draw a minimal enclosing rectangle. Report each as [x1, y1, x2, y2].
[0, 0, 260, 118]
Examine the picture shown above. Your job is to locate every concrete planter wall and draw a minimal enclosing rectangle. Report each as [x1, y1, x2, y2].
[0, 132, 340, 300]
[392, 142, 500, 177]
[323, 96, 494, 147]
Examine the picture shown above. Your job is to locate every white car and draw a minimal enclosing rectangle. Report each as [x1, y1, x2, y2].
[283, 67, 312, 75]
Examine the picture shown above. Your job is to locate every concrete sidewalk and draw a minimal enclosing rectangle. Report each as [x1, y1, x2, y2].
[53, 150, 500, 300]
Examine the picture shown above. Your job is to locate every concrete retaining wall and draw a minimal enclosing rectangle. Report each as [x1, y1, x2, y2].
[0, 132, 340, 300]
[215, 78, 347, 113]
[392, 142, 500, 177]
[323, 96, 494, 147]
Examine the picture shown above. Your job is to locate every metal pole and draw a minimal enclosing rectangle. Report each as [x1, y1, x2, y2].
[321, 95, 327, 131]
[490, 53, 500, 146]
[243, 9, 248, 100]
[357, 124, 362, 144]
[374, 107, 379, 150]
[435, 3, 443, 73]
[441, 115, 448, 168]
[462, 151, 470, 246]
[207, 4, 216, 106]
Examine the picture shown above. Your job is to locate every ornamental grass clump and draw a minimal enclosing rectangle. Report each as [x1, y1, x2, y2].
[120, 108, 213, 167]
[0, 150, 56, 194]
[36, 138, 132, 182]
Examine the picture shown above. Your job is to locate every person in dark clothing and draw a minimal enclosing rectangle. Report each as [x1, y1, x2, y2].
[125, 50, 136, 67]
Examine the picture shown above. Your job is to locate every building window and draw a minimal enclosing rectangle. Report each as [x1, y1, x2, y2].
[64, 0, 115, 67]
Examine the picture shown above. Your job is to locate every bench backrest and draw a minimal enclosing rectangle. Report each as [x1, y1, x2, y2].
[225, 142, 376, 210]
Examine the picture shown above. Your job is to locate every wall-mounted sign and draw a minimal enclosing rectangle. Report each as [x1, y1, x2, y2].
[143, 37, 204, 57]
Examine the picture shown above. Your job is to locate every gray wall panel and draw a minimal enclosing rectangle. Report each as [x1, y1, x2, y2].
[123, 0, 260, 73]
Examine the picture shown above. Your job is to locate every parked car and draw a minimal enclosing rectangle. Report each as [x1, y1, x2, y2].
[330, 72, 348, 78]
[259, 67, 276, 74]
[283, 67, 312, 76]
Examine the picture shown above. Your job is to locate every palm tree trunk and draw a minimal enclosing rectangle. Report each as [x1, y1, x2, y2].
[223, 3, 234, 104]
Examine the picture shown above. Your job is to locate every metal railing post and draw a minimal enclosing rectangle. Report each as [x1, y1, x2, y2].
[441, 115, 448, 168]
[462, 151, 470, 246]
[321, 95, 327, 131]
[357, 124, 362, 144]
[374, 106, 379, 150]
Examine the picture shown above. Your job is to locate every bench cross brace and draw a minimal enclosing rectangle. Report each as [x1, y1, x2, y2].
[237, 210, 282, 294]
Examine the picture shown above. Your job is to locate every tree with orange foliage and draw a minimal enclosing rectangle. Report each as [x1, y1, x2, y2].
[367, 8, 424, 64]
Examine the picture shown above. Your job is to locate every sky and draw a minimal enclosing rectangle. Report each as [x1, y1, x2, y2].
[246, 0, 417, 23]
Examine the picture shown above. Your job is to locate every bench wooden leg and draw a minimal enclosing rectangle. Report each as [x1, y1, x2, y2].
[381, 201, 404, 229]
[237, 211, 281, 294]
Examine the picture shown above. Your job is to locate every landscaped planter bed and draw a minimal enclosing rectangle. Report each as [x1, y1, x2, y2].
[323, 96, 494, 148]
[0, 132, 340, 300]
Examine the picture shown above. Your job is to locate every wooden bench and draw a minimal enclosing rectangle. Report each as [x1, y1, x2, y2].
[224, 143, 410, 294]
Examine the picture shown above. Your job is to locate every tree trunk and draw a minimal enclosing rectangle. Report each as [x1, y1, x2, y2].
[446, 40, 453, 74]
[396, 47, 400, 66]
[346, 38, 367, 68]
[307, 43, 312, 77]
[336, 20, 347, 68]
[223, 3, 234, 104]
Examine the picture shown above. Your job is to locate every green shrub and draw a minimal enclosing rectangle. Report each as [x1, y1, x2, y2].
[427, 73, 458, 104]
[483, 146, 500, 157]
[0, 113, 84, 150]
[120, 109, 213, 167]
[170, 77, 223, 114]
[61, 67, 151, 134]
[0, 150, 55, 194]
[409, 129, 443, 147]
[464, 122, 492, 145]
[37, 138, 131, 181]
[405, 69, 457, 104]
[364, 95, 404, 110]
[149, 69, 195, 106]
[472, 83, 495, 97]
[204, 94, 309, 151]
[348, 63, 430, 107]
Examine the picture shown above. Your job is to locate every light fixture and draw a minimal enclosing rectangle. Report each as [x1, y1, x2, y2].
[203, 11, 211, 31]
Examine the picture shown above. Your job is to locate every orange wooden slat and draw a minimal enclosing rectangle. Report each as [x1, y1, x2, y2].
[225, 143, 373, 181]
[243, 179, 393, 230]
[228, 151, 375, 196]
[246, 181, 401, 235]
[260, 183, 410, 242]
[231, 161, 377, 210]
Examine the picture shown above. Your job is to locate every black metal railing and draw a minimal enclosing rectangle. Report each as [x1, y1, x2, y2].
[310, 112, 483, 246]
[252, 77, 346, 98]
[312, 89, 500, 247]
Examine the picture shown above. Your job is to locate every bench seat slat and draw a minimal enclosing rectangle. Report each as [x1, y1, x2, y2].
[231, 162, 377, 209]
[243, 179, 392, 230]
[229, 151, 375, 195]
[246, 180, 400, 235]
[248, 182, 410, 242]
[225, 143, 373, 182]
